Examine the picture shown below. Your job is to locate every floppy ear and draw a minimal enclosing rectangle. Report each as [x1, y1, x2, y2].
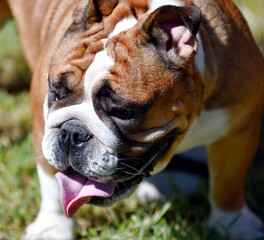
[141, 5, 201, 62]
[72, 0, 118, 27]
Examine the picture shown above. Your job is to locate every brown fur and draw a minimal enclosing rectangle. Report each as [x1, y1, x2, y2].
[5, 0, 264, 213]
[0, 0, 11, 27]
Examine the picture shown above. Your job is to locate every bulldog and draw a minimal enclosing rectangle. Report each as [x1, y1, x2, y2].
[4, 0, 264, 239]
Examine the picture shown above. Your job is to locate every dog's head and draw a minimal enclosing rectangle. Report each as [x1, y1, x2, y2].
[42, 0, 203, 217]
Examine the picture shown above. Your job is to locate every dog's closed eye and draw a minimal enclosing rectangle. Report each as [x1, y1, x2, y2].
[48, 72, 73, 105]
[96, 83, 144, 121]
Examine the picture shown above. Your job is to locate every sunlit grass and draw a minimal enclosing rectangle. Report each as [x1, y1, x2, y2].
[0, 91, 31, 147]
[0, 133, 38, 239]
[0, 0, 263, 239]
[0, 20, 30, 91]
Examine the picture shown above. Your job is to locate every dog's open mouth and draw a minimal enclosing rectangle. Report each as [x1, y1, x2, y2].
[56, 167, 147, 218]
[55, 134, 176, 217]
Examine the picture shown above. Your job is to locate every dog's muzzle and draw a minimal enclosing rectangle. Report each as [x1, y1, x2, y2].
[47, 118, 174, 218]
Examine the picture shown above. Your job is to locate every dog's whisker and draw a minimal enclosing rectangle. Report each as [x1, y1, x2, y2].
[116, 177, 129, 192]
[118, 157, 140, 161]
[108, 178, 119, 192]
[119, 162, 146, 176]
[112, 174, 130, 192]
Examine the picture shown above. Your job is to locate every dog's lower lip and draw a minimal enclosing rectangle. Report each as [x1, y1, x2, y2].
[89, 143, 170, 206]
[89, 170, 149, 206]
[56, 166, 146, 212]
[56, 138, 169, 209]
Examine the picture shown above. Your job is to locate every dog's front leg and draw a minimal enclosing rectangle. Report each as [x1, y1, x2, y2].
[207, 123, 264, 239]
[22, 163, 74, 240]
[23, 91, 74, 240]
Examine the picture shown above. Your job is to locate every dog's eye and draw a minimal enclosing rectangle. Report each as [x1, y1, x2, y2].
[49, 91, 59, 103]
[101, 101, 137, 121]
[48, 72, 72, 105]
[109, 107, 136, 120]
[49, 88, 70, 104]
[97, 84, 137, 121]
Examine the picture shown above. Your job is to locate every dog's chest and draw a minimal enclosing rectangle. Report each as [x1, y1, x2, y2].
[176, 109, 230, 153]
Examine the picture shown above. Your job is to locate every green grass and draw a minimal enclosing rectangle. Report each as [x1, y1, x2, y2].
[0, 133, 38, 239]
[0, 125, 263, 239]
[0, 91, 31, 147]
[0, 0, 263, 239]
[0, 20, 30, 91]
[0, 125, 221, 239]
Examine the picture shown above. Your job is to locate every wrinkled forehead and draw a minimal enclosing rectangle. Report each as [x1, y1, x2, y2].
[48, 0, 189, 105]
[48, 1, 149, 100]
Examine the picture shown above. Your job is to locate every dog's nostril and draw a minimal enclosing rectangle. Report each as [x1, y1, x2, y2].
[60, 129, 67, 139]
[72, 132, 80, 143]
[59, 119, 91, 147]
[72, 132, 90, 144]
[59, 129, 69, 144]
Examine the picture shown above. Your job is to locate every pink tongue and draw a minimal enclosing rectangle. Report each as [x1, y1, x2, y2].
[55, 169, 115, 218]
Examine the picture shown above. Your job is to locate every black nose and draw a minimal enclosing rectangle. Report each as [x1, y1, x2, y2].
[59, 119, 91, 149]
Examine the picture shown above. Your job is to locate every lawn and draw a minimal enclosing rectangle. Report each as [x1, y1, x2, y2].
[0, 1, 263, 239]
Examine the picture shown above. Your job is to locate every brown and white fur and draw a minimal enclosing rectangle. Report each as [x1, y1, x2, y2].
[3, 0, 264, 239]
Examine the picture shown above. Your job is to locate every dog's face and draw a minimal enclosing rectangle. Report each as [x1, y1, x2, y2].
[42, 1, 203, 216]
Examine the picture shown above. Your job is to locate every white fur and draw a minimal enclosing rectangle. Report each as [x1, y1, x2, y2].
[84, 50, 114, 100]
[43, 101, 118, 159]
[109, 17, 137, 38]
[145, 109, 228, 172]
[177, 109, 230, 153]
[208, 204, 264, 239]
[43, 43, 118, 164]
[86, 16, 137, 97]
[23, 165, 74, 240]
[137, 170, 201, 204]
[148, 0, 183, 13]
[136, 181, 165, 205]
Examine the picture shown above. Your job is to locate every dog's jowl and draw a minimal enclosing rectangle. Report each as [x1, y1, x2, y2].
[4, 0, 264, 239]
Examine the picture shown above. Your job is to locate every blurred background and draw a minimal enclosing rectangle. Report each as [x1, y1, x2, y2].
[0, 0, 263, 239]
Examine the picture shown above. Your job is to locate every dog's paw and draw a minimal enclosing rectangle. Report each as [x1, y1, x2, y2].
[136, 170, 202, 205]
[22, 212, 74, 240]
[208, 204, 264, 240]
[136, 181, 165, 205]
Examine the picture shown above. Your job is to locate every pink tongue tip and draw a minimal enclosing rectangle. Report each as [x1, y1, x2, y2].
[55, 169, 115, 218]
